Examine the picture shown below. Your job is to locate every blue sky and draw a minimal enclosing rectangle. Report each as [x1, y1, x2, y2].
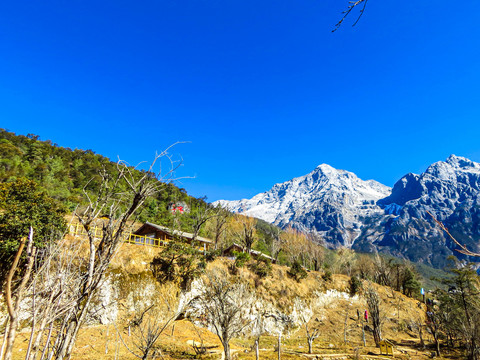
[1, 0, 480, 201]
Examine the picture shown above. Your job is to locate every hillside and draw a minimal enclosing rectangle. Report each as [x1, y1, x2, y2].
[0, 129, 214, 234]
[6, 245, 450, 360]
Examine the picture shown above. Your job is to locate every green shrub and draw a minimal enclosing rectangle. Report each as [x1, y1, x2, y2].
[322, 270, 332, 282]
[233, 251, 251, 268]
[205, 249, 221, 262]
[349, 275, 363, 296]
[248, 258, 272, 278]
[287, 260, 307, 282]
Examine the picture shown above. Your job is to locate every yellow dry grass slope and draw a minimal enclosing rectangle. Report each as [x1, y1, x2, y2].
[8, 243, 463, 360]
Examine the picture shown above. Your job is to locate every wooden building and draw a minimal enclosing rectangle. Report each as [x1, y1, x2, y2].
[132, 222, 213, 251]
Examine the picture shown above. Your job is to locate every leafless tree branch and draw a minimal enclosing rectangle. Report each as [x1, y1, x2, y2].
[333, 0, 369, 32]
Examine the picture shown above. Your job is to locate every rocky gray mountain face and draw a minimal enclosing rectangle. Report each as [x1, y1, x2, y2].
[354, 155, 480, 268]
[216, 155, 480, 268]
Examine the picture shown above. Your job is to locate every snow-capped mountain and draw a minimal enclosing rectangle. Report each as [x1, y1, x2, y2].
[354, 155, 480, 267]
[217, 155, 480, 268]
[215, 164, 391, 248]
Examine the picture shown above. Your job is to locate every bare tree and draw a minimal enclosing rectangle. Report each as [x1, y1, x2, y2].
[372, 254, 393, 287]
[189, 321, 208, 357]
[281, 226, 310, 267]
[334, 248, 356, 276]
[305, 319, 320, 354]
[196, 269, 254, 360]
[116, 284, 182, 360]
[2, 228, 35, 360]
[23, 238, 84, 360]
[294, 298, 320, 354]
[210, 204, 231, 250]
[426, 309, 441, 357]
[411, 317, 426, 350]
[230, 215, 257, 253]
[354, 254, 375, 280]
[50, 148, 181, 360]
[306, 232, 324, 271]
[250, 309, 268, 360]
[268, 227, 284, 263]
[364, 285, 383, 346]
[190, 200, 217, 242]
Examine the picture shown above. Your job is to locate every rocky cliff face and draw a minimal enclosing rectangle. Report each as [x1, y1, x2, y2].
[217, 155, 480, 268]
[355, 155, 480, 268]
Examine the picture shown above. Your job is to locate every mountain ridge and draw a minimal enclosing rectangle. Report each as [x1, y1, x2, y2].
[216, 155, 480, 268]
[215, 162, 391, 248]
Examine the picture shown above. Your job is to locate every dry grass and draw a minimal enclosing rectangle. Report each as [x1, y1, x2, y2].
[7, 248, 463, 360]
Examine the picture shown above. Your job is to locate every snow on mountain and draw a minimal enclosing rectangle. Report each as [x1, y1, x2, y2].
[355, 154, 480, 268]
[215, 164, 391, 247]
[216, 155, 480, 268]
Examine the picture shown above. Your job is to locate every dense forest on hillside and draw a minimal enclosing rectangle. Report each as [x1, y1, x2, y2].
[0, 129, 208, 224]
[0, 129, 280, 247]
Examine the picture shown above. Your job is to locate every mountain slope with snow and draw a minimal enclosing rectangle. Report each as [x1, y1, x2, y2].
[217, 155, 480, 268]
[354, 155, 480, 267]
[215, 164, 391, 247]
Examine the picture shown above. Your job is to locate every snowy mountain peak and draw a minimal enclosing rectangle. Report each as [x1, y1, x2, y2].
[314, 163, 336, 173]
[215, 164, 391, 247]
[424, 155, 480, 182]
[445, 154, 480, 170]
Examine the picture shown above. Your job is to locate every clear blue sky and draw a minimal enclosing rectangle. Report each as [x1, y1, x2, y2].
[1, 0, 480, 201]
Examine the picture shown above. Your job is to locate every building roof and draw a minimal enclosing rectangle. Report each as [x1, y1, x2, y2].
[135, 221, 213, 244]
[223, 243, 276, 262]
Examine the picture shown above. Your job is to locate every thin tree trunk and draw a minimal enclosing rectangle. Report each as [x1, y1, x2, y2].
[255, 338, 259, 360]
[434, 333, 441, 357]
[40, 321, 54, 360]
[28, 290, 58, 360]
[277, 334, 281, 360]
[25, 278, 38, 360]
[5, 229, 35, 360]
[308, 338, 313, 354]
[223, 341, 231, 360]
[1, 318, 9, 360]
[362, 321, 366, 347]
[3, 238, 26, 360]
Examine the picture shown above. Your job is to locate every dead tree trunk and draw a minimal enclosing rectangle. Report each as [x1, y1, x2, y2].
[362, 320, 366, 347]
[222, 338, 231, 360]
[277, 334, 281, 360]
[305, 324, 319, 354]
[365, 286, 382, 347]
[3, 228, 35, 360]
